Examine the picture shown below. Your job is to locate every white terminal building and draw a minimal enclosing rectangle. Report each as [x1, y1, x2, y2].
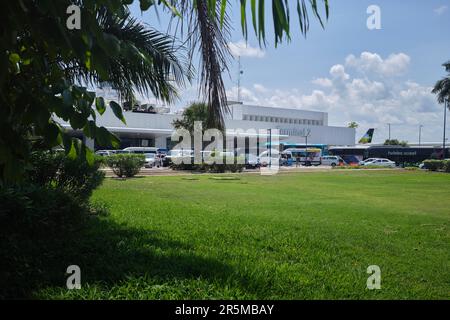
[60, 102, 355, 150]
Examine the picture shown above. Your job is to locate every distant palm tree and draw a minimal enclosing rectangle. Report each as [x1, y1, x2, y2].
[432, 61, 450, 107]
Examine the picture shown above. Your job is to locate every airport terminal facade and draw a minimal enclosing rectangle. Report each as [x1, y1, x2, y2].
[60, 103, 356, 150]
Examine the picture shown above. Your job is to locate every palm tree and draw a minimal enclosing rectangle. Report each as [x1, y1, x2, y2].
[0, 0, 329, 182]
[432, 61, 450, 107]
[163, 0, 329, 130]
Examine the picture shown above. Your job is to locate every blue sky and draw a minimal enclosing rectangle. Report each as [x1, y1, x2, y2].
[129, 0, 450, 143]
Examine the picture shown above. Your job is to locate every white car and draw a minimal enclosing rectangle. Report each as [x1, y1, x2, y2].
[258, 149, 280, 167]
[144, 153, 156, 168]
[246, 153, 260, 168]
[363, 158, 396, 168]
[359, 158, 379, 165]
[95, 150, 116, 156]
[321, 156, 343, 167]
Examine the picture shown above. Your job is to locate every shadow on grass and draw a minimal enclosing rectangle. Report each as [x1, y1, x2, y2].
[2, 215, 260, 299]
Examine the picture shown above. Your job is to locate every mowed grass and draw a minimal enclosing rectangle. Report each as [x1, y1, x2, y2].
[37, 171, 450, 299]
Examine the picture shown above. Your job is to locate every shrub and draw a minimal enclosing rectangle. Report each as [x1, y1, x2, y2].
[423, 160, 445, 172]
[105, 154, 145, 177]
[443, 160, 450, 173]
[28, 151, 105, 201]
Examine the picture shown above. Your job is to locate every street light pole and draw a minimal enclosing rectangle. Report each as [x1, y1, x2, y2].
[268, 128, 272, 168]
[387, 123, 391, 141]
[444, 99, 448, 159]
[419, 125, 423, 147]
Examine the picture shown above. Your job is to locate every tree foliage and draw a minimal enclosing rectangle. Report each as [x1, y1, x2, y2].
[348, 122, 359, 129]
[0, 0, 329, 183]
[173, 102, 211, 133]
[384, 139, 408, 147]
[432, 61, 450, 106]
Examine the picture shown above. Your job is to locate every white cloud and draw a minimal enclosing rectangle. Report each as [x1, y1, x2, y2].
[434, 5, 448, 15]
[228, 40, 266, 58]
[345, 52, 410, 77]
[330, 64, 350, 81]
[253, 83, 269, 93]
[312, 78, 333, 87]
[225, 52, 443, 143]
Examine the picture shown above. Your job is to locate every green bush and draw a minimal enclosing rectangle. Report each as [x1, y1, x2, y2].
[27, 151, 105, 201]
[105, 154, 145, 177]
[423, 160, 445, 172]
[443, 160, 450, 173]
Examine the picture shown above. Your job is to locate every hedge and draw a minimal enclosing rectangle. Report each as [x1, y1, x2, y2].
[105, 154, 145, 177]
[423, 160, 450, 172]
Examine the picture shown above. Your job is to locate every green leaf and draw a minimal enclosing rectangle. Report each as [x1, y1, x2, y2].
[95, 97, 106, 115]
[70, 112, 87, 130]
[110, 101, 127, 125]
[9, 53, 20, 64]
[220, 0, 227, 27]
[140, 0, 153, 11]
[240, 0, 248, 39]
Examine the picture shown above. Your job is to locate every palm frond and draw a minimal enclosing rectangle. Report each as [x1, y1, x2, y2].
[432, 61, 450, 106]
[65, 8, 191, 104]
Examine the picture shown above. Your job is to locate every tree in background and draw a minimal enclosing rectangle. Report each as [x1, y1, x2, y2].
[173, 102, 211, 134]
[348, 122, 359, 129]
[432, 61, 450, 107]
[384, 139, 408, 147]
[0, 0, 329, 183]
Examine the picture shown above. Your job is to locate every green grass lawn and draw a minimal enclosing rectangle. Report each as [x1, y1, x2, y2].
[37, 171, 450, 299]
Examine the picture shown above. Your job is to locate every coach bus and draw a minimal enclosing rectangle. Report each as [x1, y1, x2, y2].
[329, 145, 449, 166]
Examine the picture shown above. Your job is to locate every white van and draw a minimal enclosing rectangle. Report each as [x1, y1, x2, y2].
[321, 155, 343, 167]
[123, 147, 158, 154]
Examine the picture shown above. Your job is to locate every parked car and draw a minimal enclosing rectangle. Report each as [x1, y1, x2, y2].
[363, 158, 396, 167]
[359, 158, 380, 165]
[165, 149, 194, 165]
[95, 150, 116, 156]
[258, 149, 280, 167]
[144, 153, 156, 168]
[123, 147, 158, 154]
[246, 153, 260, 169]
[115, 150, 131, 154]
[321, 155, 344, 167]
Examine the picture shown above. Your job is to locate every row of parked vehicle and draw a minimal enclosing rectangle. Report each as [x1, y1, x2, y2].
[95, 147, 401, 169]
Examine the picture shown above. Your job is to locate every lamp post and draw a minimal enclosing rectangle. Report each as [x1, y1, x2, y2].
[419, 125, 423, 147]
[387, 123, 391, 141]
[268, 128, 272, 168]
[444, 99, 448, 159]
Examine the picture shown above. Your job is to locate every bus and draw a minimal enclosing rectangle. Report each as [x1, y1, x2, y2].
[329, 146, 449, 166]
[281, 148, 322, 166]
[281, 143, 329, 156]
